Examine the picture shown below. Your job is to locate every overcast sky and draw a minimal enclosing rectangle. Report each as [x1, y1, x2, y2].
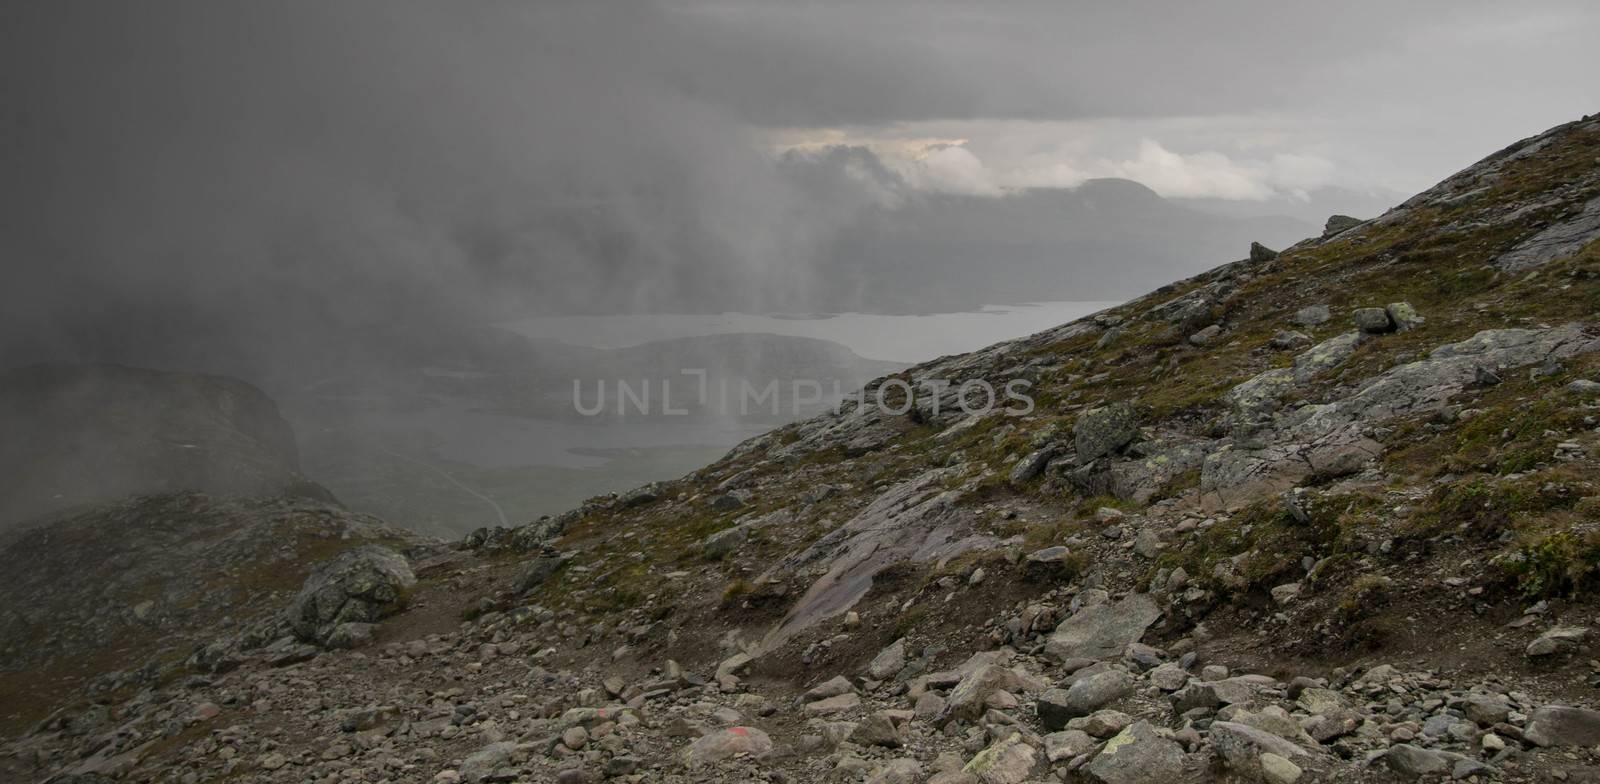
[2, 1, 1596, 374]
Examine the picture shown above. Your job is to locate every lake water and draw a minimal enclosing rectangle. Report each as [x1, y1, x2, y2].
[500, 301, 1119, 364]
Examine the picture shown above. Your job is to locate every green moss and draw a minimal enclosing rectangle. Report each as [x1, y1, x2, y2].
[1405, 474, 1581, 539]
[1337, 573, 1392, 621]
[720, 578, 755, 607]
[1157, 492, 1385, 595]
[1498, 531, 1600, 598]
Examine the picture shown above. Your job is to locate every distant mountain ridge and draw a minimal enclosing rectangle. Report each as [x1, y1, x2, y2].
[808, 176, 1315, 312]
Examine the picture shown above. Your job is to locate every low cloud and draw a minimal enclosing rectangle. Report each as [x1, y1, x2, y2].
[786, 134, 1339, 202]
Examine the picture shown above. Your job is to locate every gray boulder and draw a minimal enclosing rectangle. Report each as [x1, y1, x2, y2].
[1322, 214, 1362, 238]
[866, 638, 908, 680]
[1045, 593, 1161, 661]
[287, 545, 415, 645]
[1386, 301, 1425, 332]
[1524, 705, 1600, 747]
[1290, 305, 1330, 327]
[962, 734, 1039, 784]
[1526, 625, 1588, 656]
[1352, 307, 1393, 334]
[1043, 670, 1135, 725]
[516, 553, 570, 593]
[1009, 446, 1058, 484]
[701, 525, 748, 560]
[1208, 721, 1314, 780]
[681, 726, 773, 766]
[1379, 744, 1482, 779]
[1250, 242, 1279, 262]
[1075, 403, 1139, 462]
[850, 711, 904, 748]
[1083, 721, 1185, 784]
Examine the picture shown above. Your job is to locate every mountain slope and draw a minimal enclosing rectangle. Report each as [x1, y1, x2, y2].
[6, 113, 1600, 783]
[0, 364, 331, 529]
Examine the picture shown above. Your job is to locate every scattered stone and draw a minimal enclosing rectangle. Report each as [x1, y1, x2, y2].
[1038, 670, 1134, 727]
[805, 692, 862, 716]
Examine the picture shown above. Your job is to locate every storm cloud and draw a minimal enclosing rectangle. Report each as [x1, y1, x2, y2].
[2, 1, 1596, 382]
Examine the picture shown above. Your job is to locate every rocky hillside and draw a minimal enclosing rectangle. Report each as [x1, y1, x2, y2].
[5, 113, 1600, 784]
[0, 364, 330, 528]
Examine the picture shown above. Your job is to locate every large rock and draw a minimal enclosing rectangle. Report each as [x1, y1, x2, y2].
[866, 638, 908, 680]
[1075, 403, 1139, 462]
[701, 525, 748, 560]
[1038, 670, 1135, 727]
[515, 553, 569, 593]
[1290, 304, 1330, 326]
[1083, 721, 1185, 784]
[459, 741, 518, 784]
[851, 711, 904, 748]
[1352, 307, 1393, 334]
[1526, 625, 1588, 656]
[962, 735, 1040, 784]
[866, 759, 922, 784]
[1044, 593, 1161, 661]
[1322, 214, 1362, 238]
[940, 664, 1021, 724]
[1208, 721, 1313, 780]
[1249, 242, 1279, 262]
[287, 545, 415, 644]
[1009, 446, 1058, 484]
[1524, 705, 1600, 747]
[1379, 744, 1481, 779]
[1385, 302, 1424, 332]
[681, 726, 773, 766]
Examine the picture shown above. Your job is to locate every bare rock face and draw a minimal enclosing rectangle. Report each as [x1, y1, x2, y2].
[759, 468, 999, 651]
[1496, 195, 1600, 271]
[288, 545, 416, 645]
